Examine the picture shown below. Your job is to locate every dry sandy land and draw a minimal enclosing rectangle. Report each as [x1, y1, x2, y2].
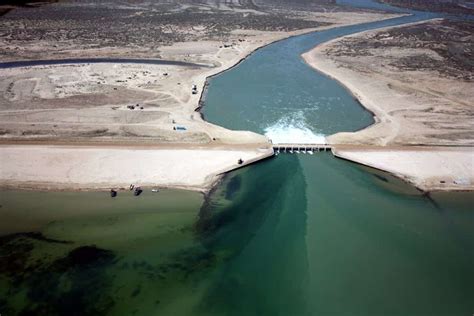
[0, 145, 273, 192]
[334, 146, 474, 191]
[0, 62, 271, 145]
[0, 6, 402, 191]
[0, 10, 403, 144]
[0, 12, 401, 143]
[380, 0, 474, 15]
[303, 18, 474, 191]
[0, 0, 401, 63]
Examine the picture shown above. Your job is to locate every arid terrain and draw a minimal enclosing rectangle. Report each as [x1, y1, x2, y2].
[0, 0, 400, 144]
[379, 0, 474, 15]
[306, 19, 474, 146]
[0, 0, 402, 191]
[0, 0, 377, 62]
[303, 18, 474, 190]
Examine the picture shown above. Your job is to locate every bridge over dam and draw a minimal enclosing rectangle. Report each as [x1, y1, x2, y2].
[272, 143, 332, 155]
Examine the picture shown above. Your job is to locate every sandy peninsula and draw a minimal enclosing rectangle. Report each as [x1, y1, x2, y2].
[303, 18, 474, 191]
[0, 1, 403, 191]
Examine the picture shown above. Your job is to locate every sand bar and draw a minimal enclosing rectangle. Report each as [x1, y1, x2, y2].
[0, 145, 273, 192]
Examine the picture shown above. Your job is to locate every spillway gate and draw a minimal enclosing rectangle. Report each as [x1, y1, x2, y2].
[272, 143, 332, 155]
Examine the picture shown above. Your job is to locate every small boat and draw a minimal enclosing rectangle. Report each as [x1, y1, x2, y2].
[151, 189, 159, 193]
[134, 187, 143, 196]
[110, 189, 117, 198]
[129, 184, 134, 190]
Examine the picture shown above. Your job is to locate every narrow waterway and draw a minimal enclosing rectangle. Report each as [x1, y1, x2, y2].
[201, 6, 435, 138]
[1, 2, 473, 315]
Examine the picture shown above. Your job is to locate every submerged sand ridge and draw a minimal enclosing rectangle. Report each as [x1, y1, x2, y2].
[303, 19, 474, 191]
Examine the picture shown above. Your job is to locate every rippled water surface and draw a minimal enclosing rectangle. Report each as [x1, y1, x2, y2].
[1, 1, 473, 315]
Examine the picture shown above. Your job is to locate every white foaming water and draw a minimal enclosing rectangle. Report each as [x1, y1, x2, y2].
[264, 112, 326, 144]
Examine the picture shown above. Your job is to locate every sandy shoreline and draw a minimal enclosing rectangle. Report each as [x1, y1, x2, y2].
[302, 19, 474, 191]
[333, 146, 474, 192]
[0, 144, 273, 193]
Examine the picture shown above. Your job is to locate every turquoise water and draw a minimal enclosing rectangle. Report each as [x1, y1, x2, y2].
[198, 2, 474, 315]
[202, 7, 436, 139]
[1, 2, 473, 315]
[196, 155, 474, 315]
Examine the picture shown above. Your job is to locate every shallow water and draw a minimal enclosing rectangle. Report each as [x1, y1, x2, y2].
[0, 190, 207, 315]
[1, 2, 473, 315]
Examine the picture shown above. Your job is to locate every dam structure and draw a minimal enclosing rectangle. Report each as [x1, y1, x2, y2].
[272, 143, 332, 154]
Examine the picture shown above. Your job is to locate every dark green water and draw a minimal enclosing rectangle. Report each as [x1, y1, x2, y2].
[198, 2, 474, 315]
[1, 2, 473, 315]
[195, 154, 474, 316]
